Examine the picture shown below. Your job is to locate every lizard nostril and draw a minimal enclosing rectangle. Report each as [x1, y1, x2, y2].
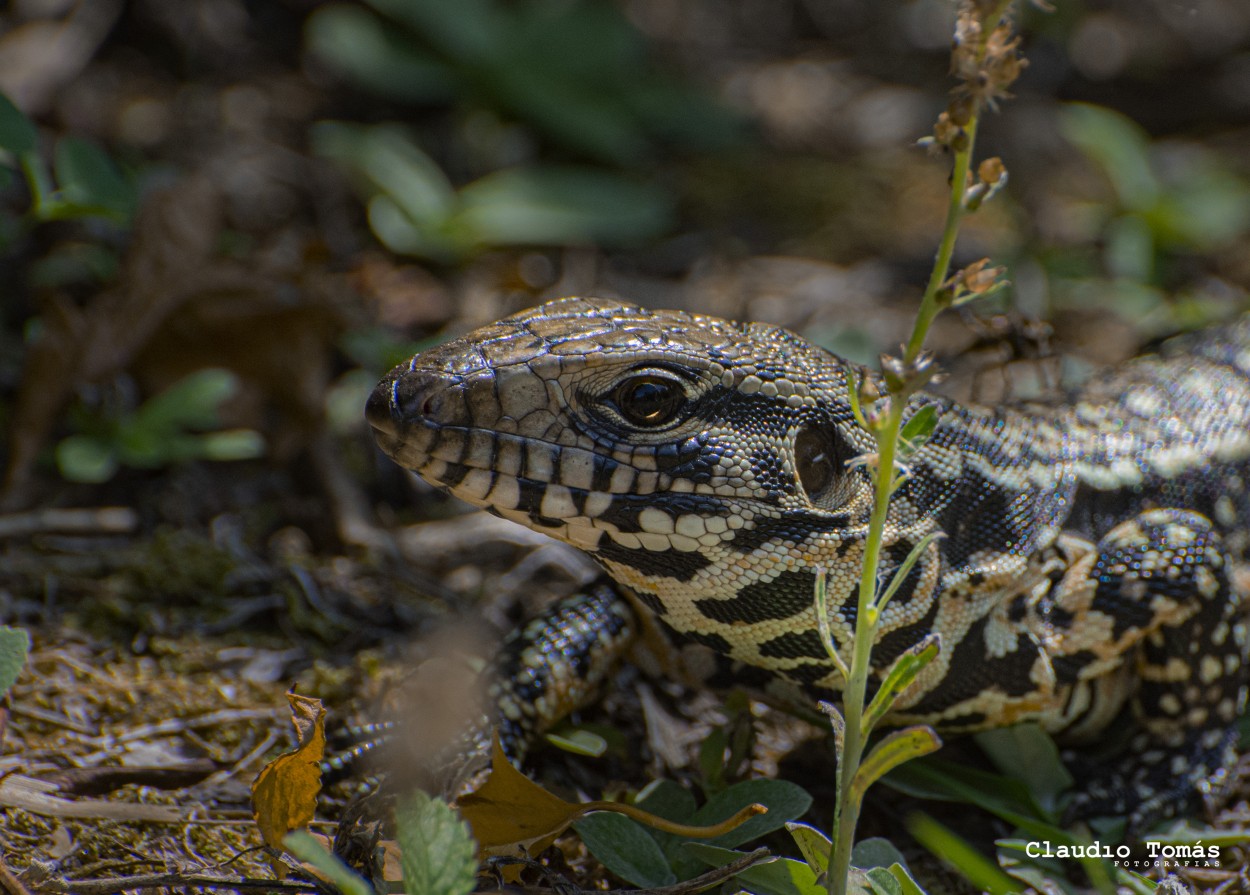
[365, 380, 398, 433]
[366, 370, 454, 433]
[394, 375, 437, 421]
[388, 369, 471, 428]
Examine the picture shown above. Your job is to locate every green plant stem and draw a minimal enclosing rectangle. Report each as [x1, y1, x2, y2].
[827, 400, 905, 895]
[826, 7, 1009, 892]
[904, 120, 977, 364]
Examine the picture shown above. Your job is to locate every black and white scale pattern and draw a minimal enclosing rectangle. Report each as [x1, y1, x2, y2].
[368, 297, 1250, 824]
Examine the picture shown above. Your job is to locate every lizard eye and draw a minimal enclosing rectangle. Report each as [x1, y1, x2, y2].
[794, 424, 844, 504]
[613, 374, 686, 427]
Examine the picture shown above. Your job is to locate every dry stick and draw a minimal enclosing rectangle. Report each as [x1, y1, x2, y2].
[826, 4, 1016, 894]
[42, 874, 320, 895]
[0, 507, 138, 539]
[0, 854, 32, 895]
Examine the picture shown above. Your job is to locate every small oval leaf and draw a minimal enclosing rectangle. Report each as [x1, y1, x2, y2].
[573, 812, 675, 888]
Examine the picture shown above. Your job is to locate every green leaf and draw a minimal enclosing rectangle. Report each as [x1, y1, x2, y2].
[866, 866, 903, 895]
[874, 532, 943, 620]
[312, 122, 457, 234]
[689, 778, 813, 850]
[862, 634, 939, 733]
[885, 756, 1044, 825]
[853, 727, 941, 802]
[1147, 155, 1250, 249]
[1060, 104, 1157, 211]
[53, 137, 134, 220]
[1103, 214, 1154, 282]
[669, 778, 812, 880]
[283, 830, 374, 895]
[455, 166, 672, 249]
[573, 812, 675, 888]
[56, 435, 120, 484]
[897, 404, 939, 458]
[198, 429, 266, 462]
[305, 5, 458, 104]
[683, 844, 825, 895]
[0, 627, 30, 696]
[698, 726, 729, 795]
[995, 842, 1085, 895]
[115, 423, 169, 467]
[632, 778, 700, 866]
[813, 567, 850, 681]
[367, 194, 460, 262]
[884, 863, 927, 895]
[820, 699, 846, 756]
[365, 0, 503, 62]
[395, 791, 478, 895]
[785, 822, 832, 874]
[851, 837, 909, 871]
[635, 778, 698, 823]
[0, 92, 37, 155]
[973, 725, 1072, 816]
[546, 727, 607, 757]
[483, 61, 650, 166]
[906, 812, 1021, 895]
[134, 369, 239, 433]
[886, 765, 1074, 846]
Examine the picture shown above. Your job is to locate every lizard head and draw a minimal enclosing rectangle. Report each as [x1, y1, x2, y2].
[369, 296, 915, 674]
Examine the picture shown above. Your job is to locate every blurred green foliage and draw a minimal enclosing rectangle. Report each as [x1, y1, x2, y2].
[1049, 103, 1250, 324]
[305, 0, 744, 261]
[313, 122, 673, 262]
[0, 92, 136, 233]
[305, 0, 742, 165]
[56, 369, 265, 484]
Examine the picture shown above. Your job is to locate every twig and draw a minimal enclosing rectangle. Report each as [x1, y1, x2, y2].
[0, 852, 32, 895]
[0, 507, 138, 539]
[113, 708, 282, 744]
[40, 873, 320, 894]
[6, 704, 98, 735]
[200, 728, 283, 790]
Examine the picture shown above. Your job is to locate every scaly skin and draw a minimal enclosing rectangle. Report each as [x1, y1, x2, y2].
[367, 296, 1250, 824]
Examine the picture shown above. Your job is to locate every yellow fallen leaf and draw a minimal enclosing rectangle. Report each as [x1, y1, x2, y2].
[251, 692, 326, 875]
[457, 733, 766, 860]
[456, 734, 581, 859]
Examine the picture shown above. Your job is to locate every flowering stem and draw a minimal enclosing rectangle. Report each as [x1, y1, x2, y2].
[824, 4, 1019, 894]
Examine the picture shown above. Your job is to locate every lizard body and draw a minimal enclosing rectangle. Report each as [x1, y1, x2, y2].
[367, 297, 1250, 823]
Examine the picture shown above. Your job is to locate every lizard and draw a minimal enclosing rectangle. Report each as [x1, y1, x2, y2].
[363, 295, 1250, 827]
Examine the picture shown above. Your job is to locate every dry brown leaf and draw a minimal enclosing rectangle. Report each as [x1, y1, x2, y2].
[250, 691, 326, 875]
[456, 735, 581, 859]
[457, 734, 766, 860]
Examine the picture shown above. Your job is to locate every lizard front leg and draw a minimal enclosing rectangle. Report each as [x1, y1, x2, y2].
[1048, 509, 1249, 827]
[324, 579, 637, 787]
[489, 579, 638, 761]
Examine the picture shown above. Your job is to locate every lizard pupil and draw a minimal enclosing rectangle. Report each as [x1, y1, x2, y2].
[615, 376, 684, 426]
[794, 425, 836, 500]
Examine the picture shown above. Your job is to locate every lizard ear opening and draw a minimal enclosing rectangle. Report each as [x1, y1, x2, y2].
[794, 424, 850, 508]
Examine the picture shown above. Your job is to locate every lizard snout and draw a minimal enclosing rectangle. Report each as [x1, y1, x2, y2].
[368, 365, 473, 437]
